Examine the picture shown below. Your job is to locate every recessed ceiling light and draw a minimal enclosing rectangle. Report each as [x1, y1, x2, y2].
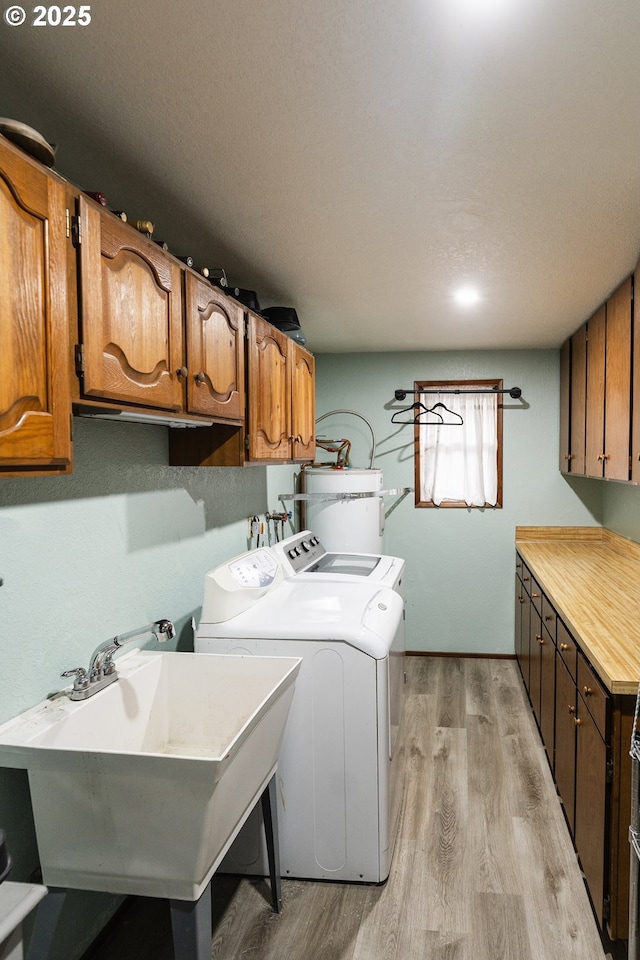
[454, 286, 481, 306]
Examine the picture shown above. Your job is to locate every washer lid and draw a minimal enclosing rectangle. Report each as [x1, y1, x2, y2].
[199, 580, 403, 659]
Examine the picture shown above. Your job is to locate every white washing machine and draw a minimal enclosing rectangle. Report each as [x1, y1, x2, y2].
[195, 532, 406, 883]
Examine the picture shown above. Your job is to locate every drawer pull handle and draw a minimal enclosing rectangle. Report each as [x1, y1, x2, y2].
[544, 615, 553, 622]
[560, 643, 569, 651]
[583, 685, 592, 697]
[574, 717, 582, 726]
[523, 576, 530, 582]
[532, 592, 540, 598]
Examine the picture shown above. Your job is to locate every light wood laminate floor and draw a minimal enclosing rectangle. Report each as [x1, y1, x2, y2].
[84, 657, 612, 960]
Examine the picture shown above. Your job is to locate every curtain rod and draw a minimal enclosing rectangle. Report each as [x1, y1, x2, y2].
[394, 386, 522, 401]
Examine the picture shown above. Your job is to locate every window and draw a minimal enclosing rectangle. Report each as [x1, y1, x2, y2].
[414, 379, 503, 508]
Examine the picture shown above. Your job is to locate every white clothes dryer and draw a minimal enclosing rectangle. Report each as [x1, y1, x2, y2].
[195, 534, 406, 883]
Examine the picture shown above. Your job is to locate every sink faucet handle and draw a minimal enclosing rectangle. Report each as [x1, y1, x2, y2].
[61, 667, 90, 692]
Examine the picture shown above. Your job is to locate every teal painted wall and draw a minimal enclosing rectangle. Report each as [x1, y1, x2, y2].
[312, 349, 604, 655]
[601, 482, 640, 543]
[0, 418, 285, 959]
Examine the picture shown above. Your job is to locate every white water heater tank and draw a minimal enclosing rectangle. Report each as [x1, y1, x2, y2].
[303, 467, 384, 554]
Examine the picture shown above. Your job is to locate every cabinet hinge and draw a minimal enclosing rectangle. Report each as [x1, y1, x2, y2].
[74, 343, 85, 376]
[65, 208, 70, 239]
[602, 895, 611, 922]
[606, 759, 614, 784]
[70, 413, 74, 441]
[70, 214, 82, 247]
[244, 434, 250, 449]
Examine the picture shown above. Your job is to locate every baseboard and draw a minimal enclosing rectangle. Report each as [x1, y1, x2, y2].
[406, 650, 516, 660]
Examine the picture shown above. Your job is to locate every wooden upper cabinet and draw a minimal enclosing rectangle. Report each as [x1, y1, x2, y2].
[0, 136, 72, 475]
[633, 265, 640, 483]
[246, 313, 291, 461]
[77, 196, 183, 411]
[184, 275, 244, 422]
[585, 305, 606, 478]
[569, 326, 587, 474]
[290, 343, 315, 460]
[559, 339, 571, 473]
[604, 276, 632, 481]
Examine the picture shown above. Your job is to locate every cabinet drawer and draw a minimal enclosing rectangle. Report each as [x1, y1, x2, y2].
[520, 562, 532, 591]
[529, 576, 542, 613]
[542, 596, 557, 643]
[557, 619, 578, 681]
[577, 654, 608, 740]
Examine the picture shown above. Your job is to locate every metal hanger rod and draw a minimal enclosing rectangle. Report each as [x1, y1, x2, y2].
[394, 386, 522, 401]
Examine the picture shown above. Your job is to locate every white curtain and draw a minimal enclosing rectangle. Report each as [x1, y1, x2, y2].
[419, 390, 498, 507]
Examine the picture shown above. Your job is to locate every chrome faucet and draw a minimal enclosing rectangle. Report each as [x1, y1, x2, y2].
[62, 619, 176, 700]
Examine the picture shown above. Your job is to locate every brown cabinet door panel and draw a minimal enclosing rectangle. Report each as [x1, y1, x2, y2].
[79, 198, 183, 411]
[604, 277, 631, 481]
[290, 344, 315, 460]
[246, 314, 291, 460]
[559, 338, 571, 473]
[529, 606, 542, 723]
[185, 275, 244, 421]
[569, 325, 587, 475]
[585, 307, 605, 478]
[575, 706, 607, 927]
[633, 260, 640, 483]
[0, 140, 71, 471]
[554, 656, 576, 835]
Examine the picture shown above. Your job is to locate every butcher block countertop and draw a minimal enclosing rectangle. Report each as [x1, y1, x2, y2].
[516, 526, 640, 696]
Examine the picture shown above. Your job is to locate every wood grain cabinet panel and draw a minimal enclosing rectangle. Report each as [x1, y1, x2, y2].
[632, 261, 640, 483]
[184, 274, 244, 422]
[559, 338, 571, 473]
[246, 313, 292, 461]
[77, 197, 184, 412]
[585, 306, 606, 478]
[290, 343, 315, 461]
[569, 325, 587, 475]
[574, 693, 607, 928]
[603, 277, 632, 481]
[0, 136, 72, 475]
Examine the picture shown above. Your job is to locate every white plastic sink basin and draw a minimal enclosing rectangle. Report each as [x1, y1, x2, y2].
[0, 651, 300, 900]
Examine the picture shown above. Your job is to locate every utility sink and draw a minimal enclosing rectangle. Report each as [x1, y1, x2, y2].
[0, 651, 300, 900]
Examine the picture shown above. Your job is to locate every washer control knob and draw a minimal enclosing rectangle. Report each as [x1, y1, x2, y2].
[288, 548, 297, 559]
[378, 603, 387, 611]
[301, 540, 311, 552]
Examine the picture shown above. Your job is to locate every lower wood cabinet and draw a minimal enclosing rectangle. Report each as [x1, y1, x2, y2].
[515, 551, 632, 940]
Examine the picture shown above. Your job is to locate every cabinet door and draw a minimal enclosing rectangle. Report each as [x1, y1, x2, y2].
[185, 275, 244, 421]
[569, 325, 587, 475]
[585, 306, 606, 478]
[0, 138, 72, 474]
[604, 277, 632, 481]
[540, 603, 557, 768]
[78, 197, 183, 411]
[555, 655, 577, 835]
[559, 338, 571, 473]
[290, 343, 315, 461]
[528, 604, 542, 723]
[575, 698, 607, 927]
[246, 314, 291, 461]
[514, 574, 526, 674]
[633, 261, 640, 483]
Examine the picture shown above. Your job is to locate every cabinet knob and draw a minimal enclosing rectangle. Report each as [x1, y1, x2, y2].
[176, 366, 188, 379]
[564, 454, 575, 460]
[568, 705, 575, 715]
[194, 371, 206, 384]
[560, 643, 569, 651]
[597, 453, 609, 461]
[538, 636, 544, 645]
[518, 597, 525, 604]
[523, 576, 530, 582]
[582, 685, 592, 697]
[574, 717, 582, 726]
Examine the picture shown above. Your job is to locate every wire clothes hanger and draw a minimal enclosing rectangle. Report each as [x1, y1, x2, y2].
[390, 400, 464, 426]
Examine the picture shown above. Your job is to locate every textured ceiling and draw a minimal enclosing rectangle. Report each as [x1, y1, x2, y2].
[1, 0, 640, 353]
